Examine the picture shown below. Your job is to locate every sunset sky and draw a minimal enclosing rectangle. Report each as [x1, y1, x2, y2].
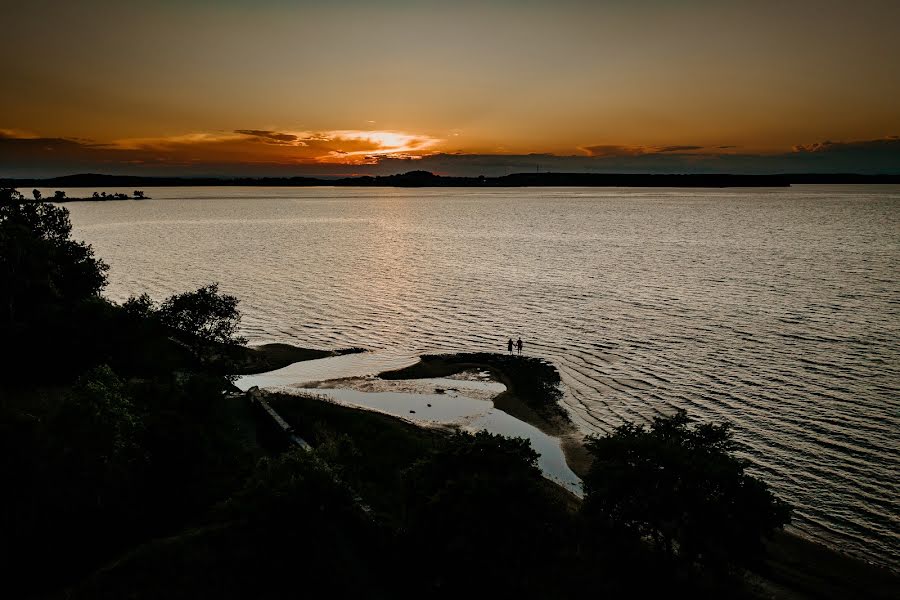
[2, 0, 898, 176]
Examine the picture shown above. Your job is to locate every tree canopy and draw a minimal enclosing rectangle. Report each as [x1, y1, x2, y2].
[582, 410, 791, 571]
[0, 187, 108, 329]
[157, 283, 246, 346]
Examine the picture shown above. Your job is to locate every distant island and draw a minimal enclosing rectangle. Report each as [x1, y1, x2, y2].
[4, 171, 900, 189]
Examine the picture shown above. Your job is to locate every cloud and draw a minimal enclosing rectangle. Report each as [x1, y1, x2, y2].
[0, 133, 104, 161]
[234, 130, 301, 144]
[656, 145, 703, 153]
[784, 136, 900, 174]
[580, 145, 647, 158]
[792, 135, 899, 154]
[88, 129, 442, 166]
[300, 130, 441, 163]
[581, 144, 704, 157]
[104, 132, 246, 151]
[0, 127, 445, 176]
[0, 129, 42, 140]
[1, 130, 897, 178]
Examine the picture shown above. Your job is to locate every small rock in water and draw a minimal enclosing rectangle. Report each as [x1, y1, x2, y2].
[409, 410, 416, 414]
[435, 388, 445, 394]
[427, 403, 432, 407]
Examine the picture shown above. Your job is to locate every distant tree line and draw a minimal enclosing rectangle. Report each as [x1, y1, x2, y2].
[25, 188, 148, 202]
[4, 171, 900, 189]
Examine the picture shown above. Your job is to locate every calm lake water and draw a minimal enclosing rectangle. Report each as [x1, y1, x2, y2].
[60, 185, 899, 569]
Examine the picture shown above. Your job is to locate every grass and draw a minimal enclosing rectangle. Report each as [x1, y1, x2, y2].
[267, 392, 449, 514]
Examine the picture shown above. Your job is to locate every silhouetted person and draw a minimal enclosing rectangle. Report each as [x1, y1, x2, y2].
[507, 338, 514, 354]
[516, 337, 523, 355]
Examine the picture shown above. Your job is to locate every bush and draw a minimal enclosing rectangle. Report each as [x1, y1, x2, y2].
[402, 431, 570, 595]
[54, 365, 145, 478]
[0, 188, 108, 329]
[158, 283, 246, 346]
[582, 410, 791, 572]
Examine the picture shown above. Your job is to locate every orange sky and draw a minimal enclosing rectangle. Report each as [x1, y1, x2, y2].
[2, 1, 898, 175]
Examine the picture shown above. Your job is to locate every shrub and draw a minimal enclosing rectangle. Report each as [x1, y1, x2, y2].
[582, 410, 791, 572]
[157, 283, 247, 346]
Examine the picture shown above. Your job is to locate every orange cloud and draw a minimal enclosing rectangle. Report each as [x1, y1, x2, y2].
[234, 130, 303, 145]
[302, 130, 442, 163]
[0, 129, 45, 140]
[96, 129, 442, 165]
[4, 129, 896, 177]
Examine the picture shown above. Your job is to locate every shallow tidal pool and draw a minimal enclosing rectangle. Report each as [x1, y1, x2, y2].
[236, 355, 582, 492]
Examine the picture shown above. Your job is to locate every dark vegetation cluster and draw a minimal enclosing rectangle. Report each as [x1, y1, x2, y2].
[26, 188, 147, 202]
[1, 187, 791, 599]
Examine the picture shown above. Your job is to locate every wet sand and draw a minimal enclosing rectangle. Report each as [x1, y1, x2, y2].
[230, 343, 367, 375]
[291, 371, 582, 491]
[379, 353, 592, 476]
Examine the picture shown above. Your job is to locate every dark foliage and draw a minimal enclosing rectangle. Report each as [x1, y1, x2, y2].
[52, 365, 146, 499]
[2, 191, 250, 381]
[400, 431, 571, 597]
[71, 449, 389, 600]
[0, 191, 262, 595]
[0, 187, 108, 329]
[157, 283, 247, 347]
[582, 410, 792, 573]
[1, 367, 258, 597]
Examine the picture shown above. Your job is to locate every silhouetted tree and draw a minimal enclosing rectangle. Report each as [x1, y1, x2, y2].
[0, 188, 108, 328]
[52, 365, 146, 500]
[1, 187, 24, 202]
[402, 431, 568, 595]
[158, 283, 246, 346]
[53, 190, 66, 200]
[134, 190, 145, 199]
[122, 292, 155, 318]
[32, 189, 41, 201]
[582, 410, 791, 572]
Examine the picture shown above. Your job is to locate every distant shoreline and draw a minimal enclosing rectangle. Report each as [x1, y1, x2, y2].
[5, 171, 900, 189]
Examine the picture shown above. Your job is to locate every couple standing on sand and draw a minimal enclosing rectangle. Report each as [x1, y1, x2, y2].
[507, 337, 523, 355]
